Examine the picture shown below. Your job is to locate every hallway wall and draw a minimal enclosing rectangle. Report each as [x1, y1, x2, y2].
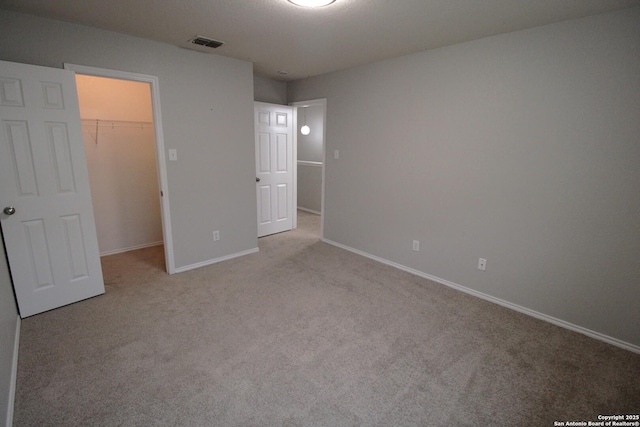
[297, 105, 324, 214]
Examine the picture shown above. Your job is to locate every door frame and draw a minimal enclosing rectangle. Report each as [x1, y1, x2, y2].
[64, 63, 175, 274]
[289, 98, 327, 239]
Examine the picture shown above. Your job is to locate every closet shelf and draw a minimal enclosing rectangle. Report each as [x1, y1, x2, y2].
[81, 118, 153, 144]
[81, 118, 153, 128]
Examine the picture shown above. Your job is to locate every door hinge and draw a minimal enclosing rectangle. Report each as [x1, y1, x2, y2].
[160, 191, 163, 197]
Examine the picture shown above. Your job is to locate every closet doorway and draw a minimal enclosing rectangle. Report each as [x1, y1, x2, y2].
[65, 64, 175, 273]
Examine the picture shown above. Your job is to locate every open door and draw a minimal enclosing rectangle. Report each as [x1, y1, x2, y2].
[255, 102, 294, 237]
[0, 60, 104, 317]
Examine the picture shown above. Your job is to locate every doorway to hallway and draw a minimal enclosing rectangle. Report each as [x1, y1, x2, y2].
[290, 99, 326, 239]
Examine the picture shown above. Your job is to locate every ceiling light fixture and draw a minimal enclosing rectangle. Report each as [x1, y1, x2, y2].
[301, 107, 310, 135]
[288, 0, 336, 7]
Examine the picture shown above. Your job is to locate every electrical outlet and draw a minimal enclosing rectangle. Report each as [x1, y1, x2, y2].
[412, 240, 420, 251]
[213, 230, 220, 241]
[478, 258, 487, 271]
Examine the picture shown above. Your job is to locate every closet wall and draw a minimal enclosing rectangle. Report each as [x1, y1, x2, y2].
[76, 75, 163, 255]
[297, 105, 324, 214]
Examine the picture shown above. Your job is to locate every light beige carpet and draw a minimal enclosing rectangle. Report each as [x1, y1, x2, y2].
[13, 211, 640, 426]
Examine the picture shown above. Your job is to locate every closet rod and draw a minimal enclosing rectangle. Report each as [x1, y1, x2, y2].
[81, 118, 153, 128]
[81, 119, 153, 144]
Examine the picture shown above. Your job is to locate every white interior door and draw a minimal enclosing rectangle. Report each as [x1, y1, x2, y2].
[0, 60, 105, 318]
[255, 102, 293, 237]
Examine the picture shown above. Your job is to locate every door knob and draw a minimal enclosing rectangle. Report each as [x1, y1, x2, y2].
[3, 206, 16, 215]
[256, 177, 261, 182]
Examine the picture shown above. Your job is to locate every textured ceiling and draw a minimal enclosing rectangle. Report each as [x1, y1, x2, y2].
[0, 0, 638, 81]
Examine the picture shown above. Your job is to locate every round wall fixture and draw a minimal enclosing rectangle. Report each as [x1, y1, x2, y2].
[300, 106, 311, 135]
[288, 0, 336, 7]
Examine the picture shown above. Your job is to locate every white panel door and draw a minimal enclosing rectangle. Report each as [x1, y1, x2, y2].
[255, 103, 293, 237]
[0, 60, 104, 317]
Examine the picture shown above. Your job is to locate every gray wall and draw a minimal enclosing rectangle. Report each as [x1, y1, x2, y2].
[297, 105, 324, 213]
[0, 235, 18, 425]
[288, 8, 640, 347]
[0, 10, 258, 269]
[297, 106, 324, 162]
[254, 75, 287, 105]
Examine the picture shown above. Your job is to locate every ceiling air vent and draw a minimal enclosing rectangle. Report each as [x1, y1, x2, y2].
[190, 36, 224, 49]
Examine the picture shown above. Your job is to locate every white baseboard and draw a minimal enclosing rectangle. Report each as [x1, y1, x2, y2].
[174, 247, 259, 274]
[6, 316, 20, 427]
[100, 241, 164, 257]
[322, 238, 640, 355]
[297, 207, 321, 215]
